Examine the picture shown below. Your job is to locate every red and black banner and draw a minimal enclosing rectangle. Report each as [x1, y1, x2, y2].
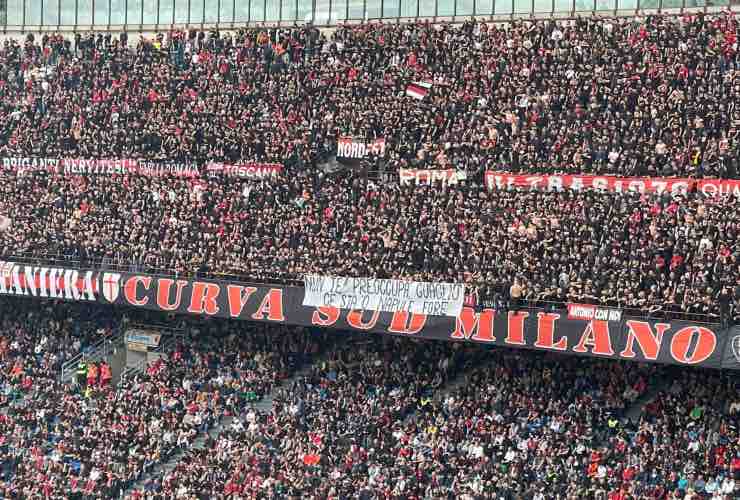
[484, 171, 740, 198]
[0, 261, 737, 370]
[0, 157, 283, 179]
[204, 162, 282, 179]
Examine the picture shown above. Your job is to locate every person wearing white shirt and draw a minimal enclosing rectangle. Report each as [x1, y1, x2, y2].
[596, 464, 607, 479]
[720, 477, 735, 494]
[503, 449, 517, 462]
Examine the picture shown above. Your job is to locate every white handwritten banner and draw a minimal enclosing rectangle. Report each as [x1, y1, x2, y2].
[303, 276, 465, 317]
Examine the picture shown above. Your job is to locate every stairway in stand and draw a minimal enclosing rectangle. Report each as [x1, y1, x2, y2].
[119, 339, 346, 499]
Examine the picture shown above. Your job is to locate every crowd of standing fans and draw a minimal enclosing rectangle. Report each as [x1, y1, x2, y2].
[3, 171, 740, 320]
[0, 14, 739, 320]
[0, 14, 738, 176]
[0, 297, 735, 499]
[0, 10, 738, 500]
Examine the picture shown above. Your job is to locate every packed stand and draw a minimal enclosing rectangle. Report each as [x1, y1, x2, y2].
[0, 13, 739, 319]
[0, 297, 116, 407]
[400, 354, 737, 498]
[130, 335, 484, 499]
[3, 170, 740, 320]
[633, 368, 739, 499]
[128, 337, 739, 499]
[0, 307, 323, 499]
[0, 14, 737, 177]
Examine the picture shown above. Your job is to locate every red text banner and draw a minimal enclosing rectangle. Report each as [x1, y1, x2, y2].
[696, 179, 740, 197]
[0, 260, 736, 370]
[204, 162, 283, 179]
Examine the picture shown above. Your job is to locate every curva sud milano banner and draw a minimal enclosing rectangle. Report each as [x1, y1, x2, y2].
[0, 261, 738, 370]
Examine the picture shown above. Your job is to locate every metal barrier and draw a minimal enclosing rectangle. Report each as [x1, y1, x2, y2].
[0, 1, 735, 35]
[59, 327, 123, 383]
[117, 356, 147, 384]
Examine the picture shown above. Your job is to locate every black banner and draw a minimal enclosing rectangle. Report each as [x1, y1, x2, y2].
[0, 260, 736, 370]
[336, 136, 386, 166]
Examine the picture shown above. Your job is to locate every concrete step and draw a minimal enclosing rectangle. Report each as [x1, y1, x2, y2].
[120, 413, 234, 497]
[623, 372, 673, 422]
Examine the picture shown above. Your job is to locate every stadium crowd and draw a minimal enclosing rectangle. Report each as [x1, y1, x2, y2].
[0, 14, 738, 177]
[0, 298, 325, 499]
[0, 14, 739, 320]
[127, 336, 740, 500]
[2, 171, 740, 321]
[0, 10, 738, 500]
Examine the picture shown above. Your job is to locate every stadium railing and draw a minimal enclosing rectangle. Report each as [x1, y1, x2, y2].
[0, 252, 724, 324]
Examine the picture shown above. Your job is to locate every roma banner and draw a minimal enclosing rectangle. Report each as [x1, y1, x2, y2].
[336, 136, 386, 166]
[484, 172, 694, 195]
[0, 260, 735, 369]
[302, 275, 465, 317]
[399, 169, 467, 186]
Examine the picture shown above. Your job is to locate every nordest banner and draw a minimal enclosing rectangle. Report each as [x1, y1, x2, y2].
[336, 136, 386, 166]
[0, 260, 737, 370]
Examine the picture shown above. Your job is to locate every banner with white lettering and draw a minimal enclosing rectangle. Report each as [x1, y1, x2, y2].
[336, 137, 386, 166]
[567, 303, 623, 322]
[125, 328, 162, 347]
[0, 157, 283, 179]
[204, 162, 283, 179]
[399, 169, 467, 186]
[302, 275, 465, 317]
[484, 172, 694, 196]
[696, 179, 740, 197]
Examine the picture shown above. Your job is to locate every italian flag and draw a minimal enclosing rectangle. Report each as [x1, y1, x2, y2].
[406, 81, 433, 100]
